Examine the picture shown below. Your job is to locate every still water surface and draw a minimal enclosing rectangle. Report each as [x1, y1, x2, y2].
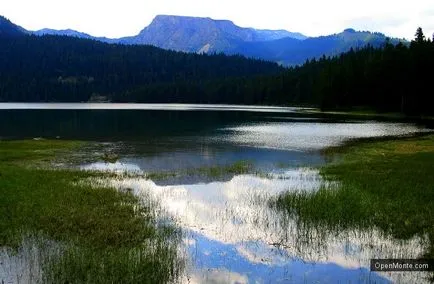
[1, 103, 432, 283]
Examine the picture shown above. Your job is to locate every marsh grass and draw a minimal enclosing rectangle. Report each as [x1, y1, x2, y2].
[0, 140, 182, 283]
[273, 134, 434, 257]
[42, 240, 181, 284]
[143, 160, 254, 181]
[101, 152, 120, 163]
[187, 160, 253, 177]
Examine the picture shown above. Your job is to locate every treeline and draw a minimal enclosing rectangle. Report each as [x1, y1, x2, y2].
[1, 29, 433, 115]
[115, 28, 433, 115]
[297, 28, 433, 115]
[0, 35, 282, 102]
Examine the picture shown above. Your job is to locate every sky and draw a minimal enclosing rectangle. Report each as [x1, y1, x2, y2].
[1, 0, 433, 40]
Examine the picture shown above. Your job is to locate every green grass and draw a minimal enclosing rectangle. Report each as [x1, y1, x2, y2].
[273, 134, 434, 257]
[0, 140, 182, 283]
[0, 140, 83, 165]
[187, 160, 253, 177]
[144, 160, 254, 180]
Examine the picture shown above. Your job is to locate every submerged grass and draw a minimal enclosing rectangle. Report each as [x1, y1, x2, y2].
[0, 140, 182, 283]
[144, 160, 254, 181]
[273, 134, 434, 257]
[187, 160, 253, 177]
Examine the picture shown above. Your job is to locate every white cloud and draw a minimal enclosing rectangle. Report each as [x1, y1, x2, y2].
[101, 169, 425, 270]
[189, 268, 248, 284]
[1, 0, 432, 39]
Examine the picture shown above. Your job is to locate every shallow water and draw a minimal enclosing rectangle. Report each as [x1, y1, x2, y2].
[102, 170, 428, 284]
[1, 104, 432, 283]
[221, 121, 430, 150]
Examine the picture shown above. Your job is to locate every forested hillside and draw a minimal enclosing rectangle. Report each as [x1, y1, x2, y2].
[0, 28, 432, 115]
[114, 28, 433, 115]
[30, 15, 401, 66]
[0, 15, 27, 36]
[0, 35, 281, 102]
[229, 29, 404, 65]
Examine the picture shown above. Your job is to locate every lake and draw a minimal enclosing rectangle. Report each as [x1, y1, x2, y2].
[1, 103, 432, 283]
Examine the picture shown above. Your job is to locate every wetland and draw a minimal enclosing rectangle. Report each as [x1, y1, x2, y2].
[0, 103, 433, 283]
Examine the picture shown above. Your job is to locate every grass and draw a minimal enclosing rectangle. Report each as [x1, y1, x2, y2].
[187, 160, 253, 177]
[0, 140, 83, 165]
[0, 140, 182, 283]
[144, 160, 254, 180]
[273, 134, 434, 258]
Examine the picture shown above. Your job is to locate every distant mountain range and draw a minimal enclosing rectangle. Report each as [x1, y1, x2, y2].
[229, 28, 402, 65]
[1, 15, 404, 65]
[32, 28, 119, 44]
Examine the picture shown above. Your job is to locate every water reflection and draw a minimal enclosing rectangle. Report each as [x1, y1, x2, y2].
[221, 122, 431, 150]
[185, 232, 390, 284]
[2, 105, 432, 283]
[80, 144, 324, 178]
[0, 105, 431, 142]
[81, 161, 142, 173]
[0, 103, 303, 113]
[101, 169, 428, 283]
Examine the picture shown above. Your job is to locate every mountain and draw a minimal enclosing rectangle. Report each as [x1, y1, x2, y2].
[31, 15, 306, 54]
[120, 16, 401, 65]
[2, 14, 403, 66]
[0, 16, 27, 37]
[230, 28, 403, 65]
[33, 28, 118, 43]
[254, 29, 306, 41]
[0, 33, 282, 103]
[1, 15, 431, 115]
[119, 15, 306, 53]
[34, 29, 95, 39]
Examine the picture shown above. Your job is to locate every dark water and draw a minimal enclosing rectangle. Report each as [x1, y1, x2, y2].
[1, 103, 432, 283]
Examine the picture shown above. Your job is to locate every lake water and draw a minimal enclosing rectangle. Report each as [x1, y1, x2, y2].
[1, 103, 432, 283]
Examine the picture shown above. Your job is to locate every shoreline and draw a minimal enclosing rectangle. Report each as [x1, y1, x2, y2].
[0, 140, 181, 283]
[274, 134, 434, 259]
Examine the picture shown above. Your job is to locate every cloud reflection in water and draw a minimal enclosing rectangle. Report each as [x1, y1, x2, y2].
[103, 168, 427, 283]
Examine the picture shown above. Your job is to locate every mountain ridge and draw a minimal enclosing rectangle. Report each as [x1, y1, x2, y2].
[121, 15, 307, 53]
[0, 16, 28, 37]
[1, 14, 405, 65]
[230, 28, 403, 65]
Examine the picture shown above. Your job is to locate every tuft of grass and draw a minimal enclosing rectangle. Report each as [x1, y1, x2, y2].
[0, 140, 182, 283]
[188, 160, 253, 177]
[0, 140, 83, 165]
[144, 160, 254, 181]
[101, 152, 119, 163]
[42, 241, 181, 284]
[273, 134, 434, 257]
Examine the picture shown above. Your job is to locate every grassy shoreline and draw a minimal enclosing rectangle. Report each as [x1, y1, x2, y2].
[0, 140, 182, 283]
[273, 134, 434, 258]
